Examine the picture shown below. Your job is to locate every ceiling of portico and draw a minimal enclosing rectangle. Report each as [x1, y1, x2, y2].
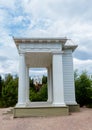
[25, 52, 52, 68]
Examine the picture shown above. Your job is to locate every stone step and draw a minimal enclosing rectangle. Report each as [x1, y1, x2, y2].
[14, 106, 69, 118]
[3, 108, 13, 115]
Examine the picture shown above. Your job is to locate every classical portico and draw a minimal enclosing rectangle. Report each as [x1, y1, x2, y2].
[13, 37, 79, 117]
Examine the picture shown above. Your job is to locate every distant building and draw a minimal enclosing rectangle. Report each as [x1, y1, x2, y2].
[33, 76, 42, 85]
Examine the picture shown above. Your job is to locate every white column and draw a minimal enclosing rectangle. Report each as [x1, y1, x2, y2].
[26, 66, 30, 105]
[17, 53, 26, 107]
[47, 66, 53, 103]
[52, 53, 66, 106]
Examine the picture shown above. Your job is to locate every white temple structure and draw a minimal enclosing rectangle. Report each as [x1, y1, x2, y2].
[13, 37, 79, 117]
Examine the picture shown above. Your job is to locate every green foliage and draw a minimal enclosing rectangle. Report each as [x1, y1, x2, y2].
[75, 71, 92, 107]
[30, 78, 35, 90]
[1, 74, 18, 107]
[74, 69, 78, 80]
[0, 70, 92, 108]
[30, 76, 48, 101]
[0, 75, 2, 97]
[30, 84, 47, 102]
[42, 75, 47, 84]
[0, 74, 48, 107]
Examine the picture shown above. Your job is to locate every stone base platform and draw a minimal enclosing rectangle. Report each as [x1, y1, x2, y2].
[13, 102, 69, 117]
[13, 102, 80, 118]
[14, 107, 69, 117]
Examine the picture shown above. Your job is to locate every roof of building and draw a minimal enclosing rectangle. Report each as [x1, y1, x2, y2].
[13, 37, 78, 52]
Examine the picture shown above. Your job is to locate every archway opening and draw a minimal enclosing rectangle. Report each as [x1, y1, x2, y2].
[29, 68, 48, 102]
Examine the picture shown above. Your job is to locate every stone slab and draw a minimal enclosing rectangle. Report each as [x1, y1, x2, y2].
[68, 104, 80, 112]
[14, 106, 69, 118]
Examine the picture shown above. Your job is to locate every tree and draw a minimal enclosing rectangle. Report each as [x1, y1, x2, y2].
[0, 75, 2, 97]
[2, 74, 18, 107]
[30, 84, 47, 101]
[74, 69, 78, 80]
[30, 78, 35, 90]
[42, 75, 47, 84]
[75, 71, 92, 107]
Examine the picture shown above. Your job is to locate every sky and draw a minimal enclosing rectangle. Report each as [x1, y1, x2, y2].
[0, 0, 92, 77]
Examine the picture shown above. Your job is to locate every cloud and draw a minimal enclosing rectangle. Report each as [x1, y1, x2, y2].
[73, 50, 92, 60]
[29, 68, 47, 77]
[0, 0, 92, 76]
[0, 0, 16, 9]
[21, 0, 92, 22]
[73, 58, 92, 74]
[0, 59, 19, 75]
[0, 56, 8, 62]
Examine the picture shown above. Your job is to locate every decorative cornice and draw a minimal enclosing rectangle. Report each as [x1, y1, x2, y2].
[18, 43, 62, 53]
[63, 45, 78, 52]
[13, 37, 78, 52]
[13, 37, 67, 45]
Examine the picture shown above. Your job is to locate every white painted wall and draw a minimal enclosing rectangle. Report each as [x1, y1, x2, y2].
[62, 50, 77, 105]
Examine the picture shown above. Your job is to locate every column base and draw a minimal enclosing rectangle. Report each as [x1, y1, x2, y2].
[16, 103, 28, 107]
[47, 100, 52, 103]
[52, 103, 66, 107]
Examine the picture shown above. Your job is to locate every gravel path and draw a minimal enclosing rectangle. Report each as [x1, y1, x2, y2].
[0, 107, 92, 130]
